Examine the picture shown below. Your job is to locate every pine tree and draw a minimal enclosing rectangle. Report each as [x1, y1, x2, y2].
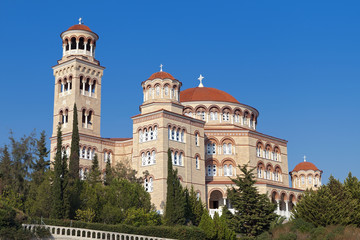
[104, 160, 113, 186]
[164, 149, 186, 225]
[51, 125, 65, 219]
[32, 130, 49, 185]
[69, 104, 80, 180]
[185, 186, 204, 226]
[88, 154, 101, 184]
[226, 164, 276, 237]
[0, 145, 12, 193]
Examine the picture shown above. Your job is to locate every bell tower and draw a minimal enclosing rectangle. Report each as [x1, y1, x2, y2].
[51, 20, 105, 140]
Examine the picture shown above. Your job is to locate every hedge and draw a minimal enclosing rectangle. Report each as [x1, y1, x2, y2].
[28, 218, 206, 240]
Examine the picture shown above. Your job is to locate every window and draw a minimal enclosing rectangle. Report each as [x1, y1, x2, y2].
[308, 175, 312, 184]
[172, 127, 176, 140]
[256, 146, 262, 157]
[144, 177, 153, 192]
[207, 142, 216, 155]
[207, 164, 217, 176]
[197, 111, 205, 120]
[154, 126, 157, 140]
[210, 111, 218, 120]
[181, 130, 184, 142]
[165, 86, 169, 95]
[224, 164, 233, 176]
[171, 151, 183, 166]
[144, 129, 148, 141]
[139, 130, 143, 143]
[257, 167, 262, 178]
[156, 86, 160, 96]
[301, 175, 305, 185]
[234, 111, 241, 123]
[222, 112, 229, 121]
[87, 148, 91, 160]
[141, 151, 156, 166]
[176, 129, 180, 141]
[223, 143, 232, 154]
[196, 192, 200, 200]
[179, 153, 183, 166]
[195, 133, 199, 146]
[196, 156, 199, 169]
[149, 127, 153, 140]
[82, 147, 86, 159]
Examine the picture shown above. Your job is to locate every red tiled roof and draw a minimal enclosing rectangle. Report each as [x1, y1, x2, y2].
[68, 24, 92, 32]
[292, 162, 319, 172]
[180, 87, 240, 104]
[148, 71, 175, 80]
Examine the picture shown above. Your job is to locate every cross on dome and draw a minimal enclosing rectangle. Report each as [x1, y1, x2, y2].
[160, 64, 163, 72]
[198, 74, 204, 87]
[78, 17, 82, 25]
[304, 155, 307, 162]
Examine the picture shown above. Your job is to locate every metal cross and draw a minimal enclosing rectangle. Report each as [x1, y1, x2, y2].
[79, 17, 82, 25]
[303, 155, 307, 162]
[198, 74, 204, 87]
[160, 64, 163, 72]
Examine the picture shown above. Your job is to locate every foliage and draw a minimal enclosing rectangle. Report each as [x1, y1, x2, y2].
[199, 210, 216, 239]
[185, 186, 205, 226]
[88, 154, 101, 185]
[68, 103, 80, 181]
[293, 174, 360, 227]
[123, 208, 162, 227]
[164, 149, 187, 225]
[104, 160, 113, 186]
[75, 208, 96, 222]
[0, 145, 12, 193]
[51, 125, 67, 219]
[112, 160, 143, 184]
[32, 130, 49, 185]
[226, 164, 277, 237]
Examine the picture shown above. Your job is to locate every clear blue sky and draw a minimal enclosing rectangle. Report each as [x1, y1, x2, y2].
[1, 1, 359, 184]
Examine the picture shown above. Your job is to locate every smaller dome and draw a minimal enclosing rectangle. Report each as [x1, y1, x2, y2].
[292, 162, 319, 172]
[67, 24, 92, 32]
[148, 71, 175, 80]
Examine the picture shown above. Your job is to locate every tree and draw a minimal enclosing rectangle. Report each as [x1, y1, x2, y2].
[185, 186, 204, 226]
[51, 125, 66, 219]
[88, 154, 101, 185]
[68, 104, 80, 181]
[104, 160, 113, 186]
[293, 175, 360, 227]
[164, 149, 186, 225]
[199, 210, 216, 240]
[0, 145, 12, 193]
[32, 130, 49, 185]
[226, 164, 276, 237]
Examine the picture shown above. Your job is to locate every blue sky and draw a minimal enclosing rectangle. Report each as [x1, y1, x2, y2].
[0, 1, 359, 183]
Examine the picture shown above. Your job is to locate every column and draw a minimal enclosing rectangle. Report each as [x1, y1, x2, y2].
[85, 114, 88, 128]
[276, 200, 280, 215]
[90, 44, 94, 56]
[76, 41, 79, 53]
[82, 80, 86, 95]
[62, 44, 65, 56]
[285, 200, 289, 219]
[67, 80, 70, 92]
[84, 42, 88, 54]
[89, 83, 92, 97]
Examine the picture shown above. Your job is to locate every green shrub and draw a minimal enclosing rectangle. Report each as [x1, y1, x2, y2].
[290, 218, 315, 233]
[256, 231, 272, 240]
[277, 232, 297, 240]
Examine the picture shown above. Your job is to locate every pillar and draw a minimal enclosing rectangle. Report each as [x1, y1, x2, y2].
[89, 83, 92, 96]
[82, 80, 86, 95]
[62, 44, 66, 56]
[276, 200, 280, 215]
[90, 44, 94, 56]
[76, 41, 79, 53]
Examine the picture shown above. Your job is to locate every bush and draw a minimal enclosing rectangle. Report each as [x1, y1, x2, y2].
[290, 218, 315, 233]
[277, 232, 297, 240]
[28, 217, 205, 240]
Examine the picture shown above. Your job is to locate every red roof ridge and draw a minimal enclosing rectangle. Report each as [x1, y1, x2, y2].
[180, 87, 240, 104]
[148, 71, 175, 80]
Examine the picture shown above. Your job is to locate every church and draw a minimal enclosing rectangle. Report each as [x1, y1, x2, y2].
[50, 21, 323, 219]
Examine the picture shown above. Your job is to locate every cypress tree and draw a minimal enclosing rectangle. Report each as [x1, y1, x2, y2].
[164, 148, 186, 225]
[88, 154, 101, 184]
[226, 164, 276, 237]
[104, 160, 113, 186]
[0, 145, 12, 192]
[69, 104, 80, 180]
[199, 210, 216, 239]
[51, 125, 65, 219]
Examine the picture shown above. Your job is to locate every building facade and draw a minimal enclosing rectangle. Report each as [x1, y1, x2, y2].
[50, 23, 321, 219]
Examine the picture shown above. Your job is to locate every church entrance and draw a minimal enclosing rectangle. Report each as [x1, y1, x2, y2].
[209, 190, 223, 209]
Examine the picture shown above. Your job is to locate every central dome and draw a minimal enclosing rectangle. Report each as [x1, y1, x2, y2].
[180, 87, 240, 104]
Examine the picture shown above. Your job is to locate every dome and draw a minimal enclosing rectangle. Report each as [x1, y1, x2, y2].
[292, 162, 320, 172]
[180, 87, 240, 104]
[67, 24, 92, 32]
[148, 71, 175, 80]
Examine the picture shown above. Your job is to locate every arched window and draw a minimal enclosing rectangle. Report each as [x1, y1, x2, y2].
[223, 143, 232, 155]
[195, 133, 199, 146]
[179, 153, 183, 166]
[174, 152, 178, 165]
[176, 129, 180, 141]
[308, 175, 312, 185]
[82, 147, 86, 159]
[234, 110, 241, 123]
[144, 129, 148, 141]
[149, 127, 153, 140]
[155, 85, 160, 96]
[207, 142, 216, 155]
[71, 37, 76, 49]
[80, 168, 84, 180]
[139, 130, 143, 143]
[154, 126, 157, 140]
[256, 144, 263, 157]
[181, 129, 185, 142]
[151, 151, 156, 164]
[222, 110, 230, 121]
[79, 37, 85, 49]
[164, 85, 169, 96]
[142, 153, 145, 166]
[87, 148, 91, 160]
[144, 177, 153, 192]
[257, 165, 262, 178]
[301, 175, 305, 185]
[196, 156, 199, 169]
[207, 164, 217, 176]
[172, 127, 176, 140]
[104, 151, 108, 162]
[108, 152, 111, 163]
[243, 113, 248, 126]
[224, 164, 233, 176]
[196, 192, 200, 200]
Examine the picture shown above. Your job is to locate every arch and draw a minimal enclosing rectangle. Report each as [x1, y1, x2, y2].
[209, 189, 225, 209]
[194, 105, 208, 112]
[220, 105, 233, 114]
[271, 190, 280, 202]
